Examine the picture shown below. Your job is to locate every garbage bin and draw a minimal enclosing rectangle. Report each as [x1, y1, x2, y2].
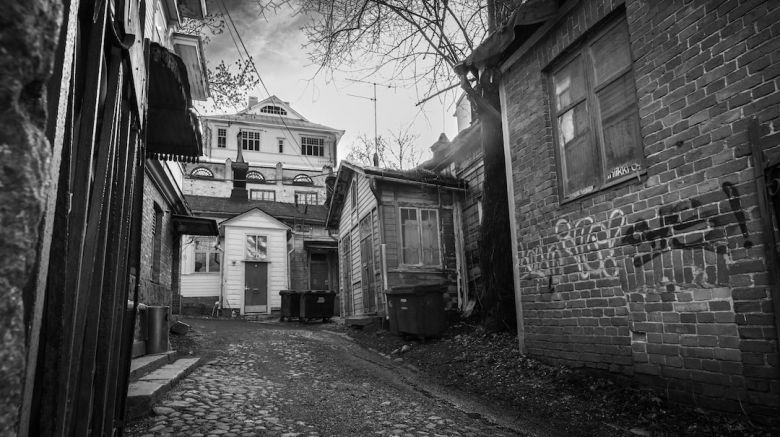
[146, 305, 169, 354]
[299, 290, 336, 322]
[279, 290, 302, 321]
[385, 283, 446, 339]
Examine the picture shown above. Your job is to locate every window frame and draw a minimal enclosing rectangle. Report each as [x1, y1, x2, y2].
[216, 127, 227, 148]
[547, 17, 643, 201]
[398, 206, 442, 268]
[240, 130, 261, 151]
[245, 235, 268, 261]
[190, 167, 214, 178]
[292, 174, 314, 185]
[259, 105, 287, 115]
[192, 236, 221, 273]
[278, 138, 284, 153]
[295, 191, 318, 205]
[301, 136, 325, 156]
[249, 189, 276, 201]
[246, 170, 265, 184]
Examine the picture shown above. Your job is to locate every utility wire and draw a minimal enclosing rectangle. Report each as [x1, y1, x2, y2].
[219, 0, 325, 171]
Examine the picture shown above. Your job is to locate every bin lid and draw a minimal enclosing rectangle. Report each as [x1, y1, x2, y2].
[385, 282, 447, 295]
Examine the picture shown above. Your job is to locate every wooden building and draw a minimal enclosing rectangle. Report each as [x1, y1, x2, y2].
[325, 162, 468, 321]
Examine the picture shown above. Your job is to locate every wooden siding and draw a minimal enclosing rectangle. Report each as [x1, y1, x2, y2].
[181, 273, 220, 297]
[222, 210, 289, 313]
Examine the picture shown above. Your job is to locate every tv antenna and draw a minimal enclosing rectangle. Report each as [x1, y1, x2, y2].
[346, 78, 395, 167]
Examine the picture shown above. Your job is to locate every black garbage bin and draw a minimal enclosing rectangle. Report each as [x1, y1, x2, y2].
[299, 290, 336, 322]
[385, 283, 446, 339]
[146, 305, 169, 354]
[279, 290, 302, 322]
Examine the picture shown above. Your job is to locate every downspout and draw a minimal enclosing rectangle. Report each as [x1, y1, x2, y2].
[367, 176, 389, 318]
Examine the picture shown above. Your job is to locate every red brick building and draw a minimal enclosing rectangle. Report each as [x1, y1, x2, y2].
[459, 0, 780, 418]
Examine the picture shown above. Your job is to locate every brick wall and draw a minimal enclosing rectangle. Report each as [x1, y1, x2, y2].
[501, 0, 779, 417]
[138, 171, 178, 308]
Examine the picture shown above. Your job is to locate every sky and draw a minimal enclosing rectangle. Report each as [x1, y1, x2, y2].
[196, 1, 462, 165]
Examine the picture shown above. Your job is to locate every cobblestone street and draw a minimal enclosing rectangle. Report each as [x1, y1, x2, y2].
[126, 319, 527, 437]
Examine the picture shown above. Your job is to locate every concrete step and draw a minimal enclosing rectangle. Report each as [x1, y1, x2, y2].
[129, 351, 176, 382]
[125, 357, 201, 420]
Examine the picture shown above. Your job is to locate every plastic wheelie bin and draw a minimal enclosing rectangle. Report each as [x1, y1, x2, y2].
[279, 290, 302, 321]
[299, 290, 336, 323]
[384, 283, 446, 339]
[146, 305, 170, 354]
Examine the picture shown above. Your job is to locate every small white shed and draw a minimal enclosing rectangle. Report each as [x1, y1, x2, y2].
[220, 208, 290, 314]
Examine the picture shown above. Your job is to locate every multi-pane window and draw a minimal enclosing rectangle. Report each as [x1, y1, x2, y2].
[295, 191, 318, 205]
[217, 128, 227, 148]
[191, 167, 213, 178]
[193, 236, 221, 273]
[250, 189, 275, 201]
[399, 207, 440, 266]
[550, 18, 641, 199]
[246, 171, 265, 183]
[301, 136, 324, 156]
[292, 174, 313, 185]
[259, 105, 287, 115]
[278, 139, 284, 153]
[246, 235, 268, 260]
[241, 130, 261, 151]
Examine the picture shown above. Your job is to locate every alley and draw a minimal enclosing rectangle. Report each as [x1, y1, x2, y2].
[126, 319, 527, 437]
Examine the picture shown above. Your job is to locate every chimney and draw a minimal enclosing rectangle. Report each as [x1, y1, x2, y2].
[430, 133, 450, 162]
[248, 96, 258, 109]
[230, 140, 249, 201]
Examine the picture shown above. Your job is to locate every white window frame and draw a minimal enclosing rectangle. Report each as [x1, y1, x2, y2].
[301, 136, 324, 156]
[250, 189, 275, 201]
[193, 236, 221, 273]
[295, 191, 318, 205]
[241, 130, 261, 151]
[245, 235, 268, 261]
[217, 128, 227, 148]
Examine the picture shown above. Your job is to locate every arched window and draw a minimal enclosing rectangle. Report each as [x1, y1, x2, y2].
[191, 167, 214, 178]
[259, 105, 287, 116]
[246, 171, 265, 183]
[292, 174, 313, 185]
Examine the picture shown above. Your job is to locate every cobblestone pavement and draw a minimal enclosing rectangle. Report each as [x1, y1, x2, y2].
[126, 320, 527, 437]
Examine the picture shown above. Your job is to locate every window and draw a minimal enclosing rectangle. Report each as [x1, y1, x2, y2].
[399, 207, 440, 266]
[193, 236, 220, 273]
[301, 136, 324, 156]
[152, 204, 164, 282]
[295, 191, 318, 205]
[549, 18, 641, 199]
[241, 130, 261, 151]
[246, 235, 267, 260]
[259, 105, 287, 115]
[246, 171, 265, 183]
[217, 128, 227, 148]
[191, 167, 213, 178]
[292, 174, 313, 185]
[278, 138, 284, 153]
[250, 189, 275, 201]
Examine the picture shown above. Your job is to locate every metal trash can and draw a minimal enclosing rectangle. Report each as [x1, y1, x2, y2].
[146, 305, 169, 354]
[385, 283, 447, 339]
[279, 290, 302, 322]
[299, 290, 336, 322]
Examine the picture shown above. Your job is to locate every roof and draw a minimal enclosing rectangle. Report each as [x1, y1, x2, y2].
[421, 121, 483, 172]
[186, 195, 328, 223]
[325, 161, 467, 229]
[204, 112, 343, 134]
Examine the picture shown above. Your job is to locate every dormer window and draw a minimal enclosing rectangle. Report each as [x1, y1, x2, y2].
[259, 105, 287, 116]
[191, 167, 214, 178]
[292, 174, 314, 185]
[246, 171, 265, 183]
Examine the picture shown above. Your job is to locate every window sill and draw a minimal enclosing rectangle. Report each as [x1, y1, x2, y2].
[559, 170, 646, 206]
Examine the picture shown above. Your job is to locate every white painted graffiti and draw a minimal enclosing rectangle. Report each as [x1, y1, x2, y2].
[606, 162, 641, 180]
[519, 209, 626, 280]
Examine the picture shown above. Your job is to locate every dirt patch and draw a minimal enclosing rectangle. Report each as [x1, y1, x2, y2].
[335, 322, 774, 437]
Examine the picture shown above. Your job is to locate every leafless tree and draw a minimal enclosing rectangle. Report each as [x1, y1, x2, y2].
[345, 129, 423, 170]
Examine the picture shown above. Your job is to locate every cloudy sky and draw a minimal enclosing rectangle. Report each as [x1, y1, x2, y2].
[196, 1, 461, 163]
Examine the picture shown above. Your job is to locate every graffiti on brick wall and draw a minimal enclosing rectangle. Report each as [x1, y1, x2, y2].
[519, 209, 626, 280]
[518, 183, 752, 289]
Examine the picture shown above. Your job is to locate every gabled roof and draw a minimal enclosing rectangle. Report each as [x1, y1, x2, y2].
[203, 113, 343, 135]
[238, 95, 306, 119]
[218, 207, 290, 230]
[186, 195, 328, 224]
[325, 161, 467, 229]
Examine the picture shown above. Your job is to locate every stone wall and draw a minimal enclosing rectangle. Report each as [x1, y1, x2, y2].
[0, 1, 63, 434]
[502, 0, 779, 417]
